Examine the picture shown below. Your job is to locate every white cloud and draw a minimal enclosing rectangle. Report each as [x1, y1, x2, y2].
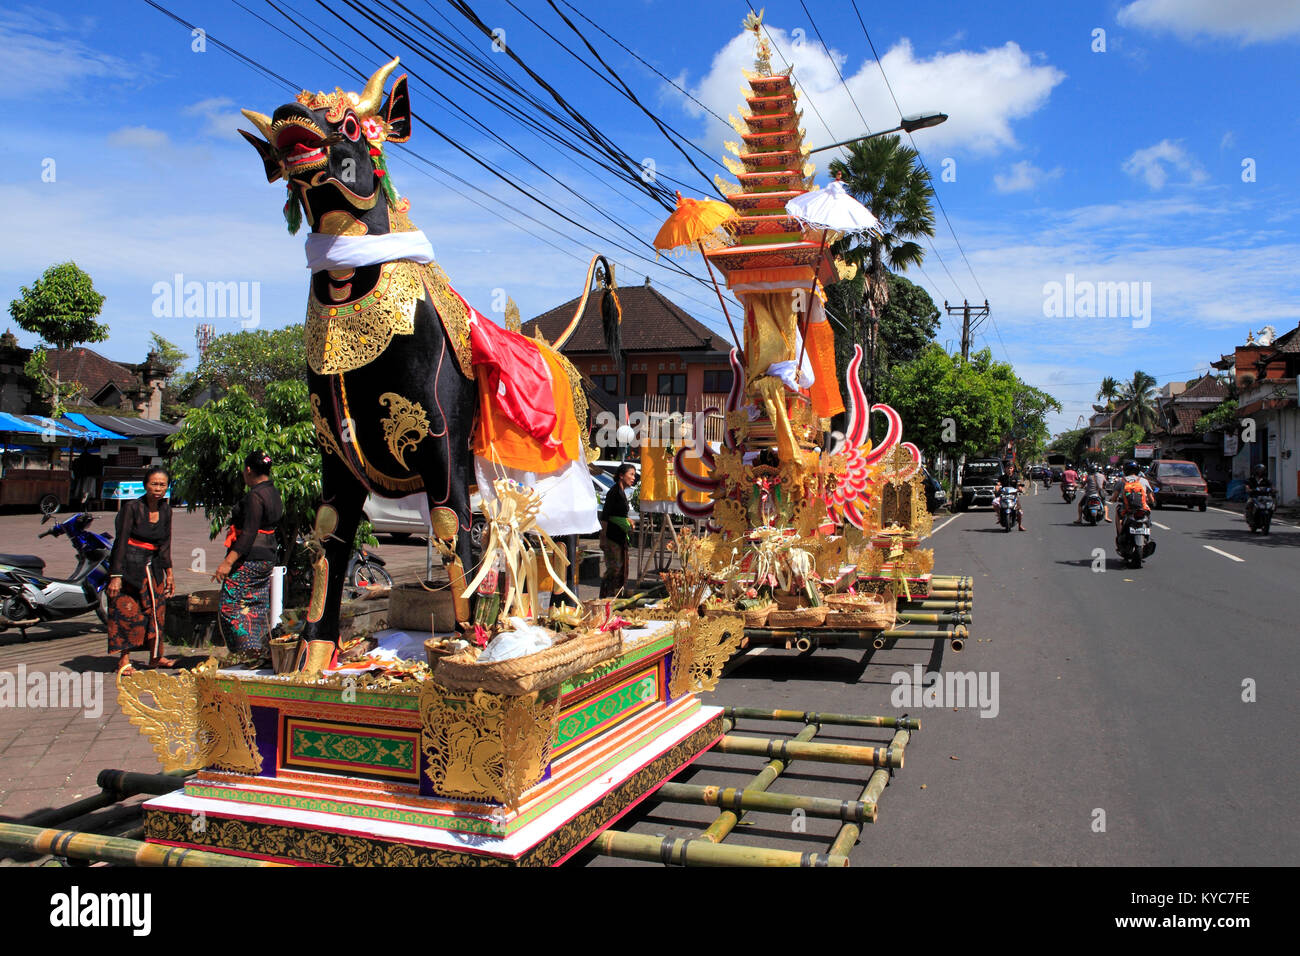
[680, 30, 1064, 159]
[1117, 0, 1300, 43]
[184, 97, 246, 140]
[0, 8, 136, 100]
[1121, 139, 1208, 190]
[994, 160, 1063, 193]
[107, 126, 171, 151]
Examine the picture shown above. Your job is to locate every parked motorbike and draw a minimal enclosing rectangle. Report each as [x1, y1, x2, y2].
[345, 546, 393, 598]
[1116, 508, 1156, 569]
[1246, 482, 1275, 534]
[1081, 492, 1105, 526]
[1061, 481, 1077, 504]
[0, 512, 113, 630]
[997, 487, 1019, 532]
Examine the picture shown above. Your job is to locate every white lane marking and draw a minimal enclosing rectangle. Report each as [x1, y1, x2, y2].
[1203, 545, 1244, 563]
[1207, 506, 1237, 516]
[1153, 521, 1170, 530]
[932, 513, 962, 534]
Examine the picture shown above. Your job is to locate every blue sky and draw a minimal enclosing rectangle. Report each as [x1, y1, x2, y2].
[2, 0, 1298, 435]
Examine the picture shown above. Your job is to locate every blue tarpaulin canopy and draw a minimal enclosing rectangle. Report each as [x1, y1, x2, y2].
[62, 413, 129, 441]
[0, 412, 95, 439]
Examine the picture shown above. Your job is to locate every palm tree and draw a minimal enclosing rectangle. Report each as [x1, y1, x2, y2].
[828, 135, 936, 315]
[1096, 376, 1120, 410]
[1117, 370, 1158, 431]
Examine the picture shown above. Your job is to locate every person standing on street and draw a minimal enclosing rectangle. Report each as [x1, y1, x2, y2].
[598, 463, 637, 598]
[106, 466, 175, 672]
[213, 451, 283, 660]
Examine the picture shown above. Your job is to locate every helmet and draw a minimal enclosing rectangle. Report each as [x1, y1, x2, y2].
[1123, 460, 1139, 475]
[1253, 463, 1266, 476]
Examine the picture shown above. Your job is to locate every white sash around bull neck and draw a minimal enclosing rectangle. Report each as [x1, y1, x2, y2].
[304, 230, 435, 272]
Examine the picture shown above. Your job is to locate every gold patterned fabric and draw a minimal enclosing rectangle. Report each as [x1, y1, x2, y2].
[305, 260, 421, 375]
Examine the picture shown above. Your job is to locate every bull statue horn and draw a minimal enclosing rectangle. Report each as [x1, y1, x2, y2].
[240, 109, 274, 142]
[356, 56, 400, 116]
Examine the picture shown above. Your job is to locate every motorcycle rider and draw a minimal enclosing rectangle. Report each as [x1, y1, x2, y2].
[1247, 463, 1270, 493]
[1109, 460, 1155, 544]
[1074, 463, 1109, 524]
[993, 457, 1027, 532]
[1061, 464, 1079, 501]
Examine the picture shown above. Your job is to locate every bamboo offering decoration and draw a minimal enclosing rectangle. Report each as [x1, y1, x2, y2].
[460, 479, 580, 617]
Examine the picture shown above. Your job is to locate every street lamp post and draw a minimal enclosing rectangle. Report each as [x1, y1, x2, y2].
[808, 112, 948, 154]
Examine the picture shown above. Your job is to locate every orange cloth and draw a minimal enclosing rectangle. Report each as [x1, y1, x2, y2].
[474, 344, 580, 474]
[805, 317, 844, 418]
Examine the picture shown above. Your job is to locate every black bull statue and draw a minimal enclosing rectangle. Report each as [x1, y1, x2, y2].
[239, 58, 617, 666]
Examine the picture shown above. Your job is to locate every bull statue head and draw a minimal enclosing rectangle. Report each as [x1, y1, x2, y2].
[239, 57, 411, 236]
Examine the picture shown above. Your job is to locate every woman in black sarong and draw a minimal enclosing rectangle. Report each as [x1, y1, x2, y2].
[106, 466, 175, 672]
[213, 451, 283, 658]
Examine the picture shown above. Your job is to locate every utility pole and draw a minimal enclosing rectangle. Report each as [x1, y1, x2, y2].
[944, 299, 990, 361]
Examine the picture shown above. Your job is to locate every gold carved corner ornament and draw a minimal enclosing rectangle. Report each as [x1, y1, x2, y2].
[117, 658, 262, 774]
[310, 393, 341, 459]
[418, 680, 560, 809]
[670, 613, 743, 698]
[378, 392, 430, 469]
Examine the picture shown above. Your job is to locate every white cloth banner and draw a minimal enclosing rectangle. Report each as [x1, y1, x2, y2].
[305, 230, 435, 272]
[474, 441, 600, 536]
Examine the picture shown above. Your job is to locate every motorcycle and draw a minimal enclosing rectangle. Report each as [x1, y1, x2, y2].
[1061, 481, 1077, 504]
[1116, 507, 1156, 569]
[1246, 483, 1275, 534]
[0, 512, 113, 630]
[997, 487, 1019, 532]
[1081, 492, 1105, 526]
[345, 546, 393, 598]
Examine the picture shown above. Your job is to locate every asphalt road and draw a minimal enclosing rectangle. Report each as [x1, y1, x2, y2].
[593, 486, 1300, 866]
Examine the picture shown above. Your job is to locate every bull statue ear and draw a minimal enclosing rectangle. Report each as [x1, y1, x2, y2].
[383, 74, 411, 143]
[239, 129, 282, 182]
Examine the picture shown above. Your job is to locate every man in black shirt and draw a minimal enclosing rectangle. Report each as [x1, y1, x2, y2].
[993, 458, 1027, 531]
[599, 463, 637, 598]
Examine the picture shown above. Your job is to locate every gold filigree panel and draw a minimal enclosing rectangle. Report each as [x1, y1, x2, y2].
[670, 614, 743, 697]
[310, 393, 341, 458]
[117, 659, 262, 774]
[418, 681, 559, 808]
[378, 392, 429, 468]
[306, 261, 423, 375]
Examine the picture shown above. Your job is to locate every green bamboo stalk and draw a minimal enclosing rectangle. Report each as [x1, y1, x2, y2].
[592, 830, 849, 867]
[827, 729, 910, 857]
[898, 600, 971, 611]
[656, 783, 876, 823]
[722, 707, 920, 731]
[716, 735, 903, 769]
[700, 723, 819, 843]
[0, 823, 281, 867]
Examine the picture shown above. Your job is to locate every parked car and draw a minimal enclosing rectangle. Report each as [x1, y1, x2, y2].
[1148, 459, 1208, 511]
[953, 458, 1002, 511]
[921, 466, 948, 513]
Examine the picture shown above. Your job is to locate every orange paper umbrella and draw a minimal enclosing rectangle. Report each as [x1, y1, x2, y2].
[654, 191, 743, 354]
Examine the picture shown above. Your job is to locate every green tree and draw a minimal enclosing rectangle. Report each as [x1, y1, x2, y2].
[1194, 399, 1238, 433]
[10, 262, 109, 418]
[187, 325, 306, 400]
[9, 262, 108, 351]
[149, 332, 189, 378]
[881, 346, 1011, 461]
[1118, 370, 1159, 431]
[1049, 427, 1089, 462]
[1099, 422, 1145, 461]
[1096, 376, 1120, 410]
[1007, 384, 1064, 464]
[827, 135, 936, 315]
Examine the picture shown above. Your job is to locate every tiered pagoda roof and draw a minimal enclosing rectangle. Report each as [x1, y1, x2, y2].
[707, 70, 835, 289]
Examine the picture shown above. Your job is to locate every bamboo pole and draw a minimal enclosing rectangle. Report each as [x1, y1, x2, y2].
[716, 735, 903, 769]
[898, 600, 971, 611]
[0, 823, 283, 867]
[656, 783, 876, 824]
[827, 728, 910, 857]
[592, 830, 848, 867]
[895, 612, 969, 625]
[722, 707, 920, 731]
[698, 240, 744, 357]
[700, 723, 819, 843]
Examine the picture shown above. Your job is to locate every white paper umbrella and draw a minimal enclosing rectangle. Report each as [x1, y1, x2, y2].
[785, 178, 881, 235]
[786, 178, 881, 373]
